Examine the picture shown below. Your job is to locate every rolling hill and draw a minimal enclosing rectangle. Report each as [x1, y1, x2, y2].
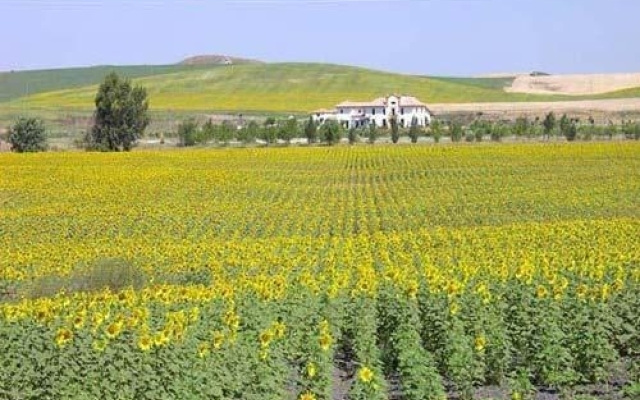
[2, 61, 640, 114]
[6, 63, 570, 113]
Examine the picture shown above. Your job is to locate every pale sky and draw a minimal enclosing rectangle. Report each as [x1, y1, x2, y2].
[1, 0, 639, 76]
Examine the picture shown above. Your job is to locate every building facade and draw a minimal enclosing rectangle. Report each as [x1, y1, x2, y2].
[312, 95, 432, 129]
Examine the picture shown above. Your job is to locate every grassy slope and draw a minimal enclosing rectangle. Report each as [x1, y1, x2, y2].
[12, 63, 571, 113]
[4, 63, 640, 114]
[0, 64, 222, 103]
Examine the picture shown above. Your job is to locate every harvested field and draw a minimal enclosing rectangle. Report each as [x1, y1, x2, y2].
[431, 98, 640, 120]
[507, 73, 640, 95]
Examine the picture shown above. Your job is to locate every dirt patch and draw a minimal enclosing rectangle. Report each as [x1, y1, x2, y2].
[430, 98, 640, 121]
[0, 139, 11, 152]
[507, 73, 640, 95]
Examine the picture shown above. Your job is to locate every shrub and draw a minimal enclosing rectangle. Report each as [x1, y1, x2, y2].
[367, 123, 378, 144]
[8, 117, 48, 153]
[319, 120, 341, 145]
[348, 127, 359, 144]
[450, 122, 463, 142]
[465, 132, 475, 142]
[177, 119, 199, 147]
[430, 120, 443, 143]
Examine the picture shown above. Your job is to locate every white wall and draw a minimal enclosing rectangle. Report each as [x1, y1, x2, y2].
[316, 101, 432, 128]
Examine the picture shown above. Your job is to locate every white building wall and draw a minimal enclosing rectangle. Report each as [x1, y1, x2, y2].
[315, 98, 432, 129]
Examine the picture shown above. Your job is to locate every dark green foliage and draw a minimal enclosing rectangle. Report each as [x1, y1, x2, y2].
[543, 112, 556, 139]
[450, 122, 463, 142]
[465, 131, 475, 142]
[200, 118, 216, 143]
[319, 120, 341, 145]
[429, 119, 443, 143]
[390, 117, 400, 143]
[304, 117, 318, 144]
[491, 122, 509, 142]
[559, 114, 572, 140]
[264, 117, 276, 127]
[238, 120, 259, 144]
[514, 116, 531, 138]
[408, 116, 421, 143]
[367, 123, 378, 144]
[217, 121, 235, 145]
[622, 120, 640, 140]
[260, 124, 278, 145]
[348, 127, 359, 144]
[87, 72, 149, 151]
[470, 119, 491, 142]
[8, 117, 47, 152]
[278, 118, 299, 144]
[176, 119, 199, 147]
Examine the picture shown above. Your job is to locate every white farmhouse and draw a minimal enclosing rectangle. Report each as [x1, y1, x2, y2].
[312, 95, 432, 129]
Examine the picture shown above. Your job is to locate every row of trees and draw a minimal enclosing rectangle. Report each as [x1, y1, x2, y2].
[176, 117, 344, 146]
[174, 112, 640, 147]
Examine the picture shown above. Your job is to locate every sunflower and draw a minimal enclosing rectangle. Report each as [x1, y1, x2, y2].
[197, 342, 210, 358]
[306, 362, 317, 378]
[259, 330, 274, 348]
[272, 321, 286, 339]
[137, 333, 153, 352]
[55, 328, 74, 348]
[212, 330, 225, 350]
[358, 366, 374, 383]
[154, 330, 170, 347]
[318, 332, 332, 352]
[105, 320, 124, 339]
[299, 391, 316, 400]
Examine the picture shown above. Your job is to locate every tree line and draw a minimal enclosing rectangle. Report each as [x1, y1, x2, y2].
[3, 73, 640, 152]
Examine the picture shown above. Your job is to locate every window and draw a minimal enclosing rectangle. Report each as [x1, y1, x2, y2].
[372, 108, 376, 115]
[340, 109, 343, 114]
[382, 119, 388, 128]
[401, 108, 404, 115]
[383, 108, 386, 114]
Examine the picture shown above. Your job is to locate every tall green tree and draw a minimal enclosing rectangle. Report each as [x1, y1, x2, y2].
[390, 116, 400, 143]
[8, 117, 48, 153]
[543, 112, 556, 140]
[367, 122, 378, 144]
[514, 116, 530, 139]
[88, 72, 149, 151]
[408, 116, 421, 143]
[304, 117, 318, 144]
[559, 114, 576, 141]
[429, 119, 443, 143]
[450, 121, 463, 142]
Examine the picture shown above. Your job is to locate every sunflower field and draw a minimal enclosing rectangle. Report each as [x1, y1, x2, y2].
[0, 142, 638, 400]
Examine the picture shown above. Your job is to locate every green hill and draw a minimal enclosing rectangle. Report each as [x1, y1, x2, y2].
[3, 62, 640, 114]
[9, 63, 570, 113]
[0, 64, 224, 103]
